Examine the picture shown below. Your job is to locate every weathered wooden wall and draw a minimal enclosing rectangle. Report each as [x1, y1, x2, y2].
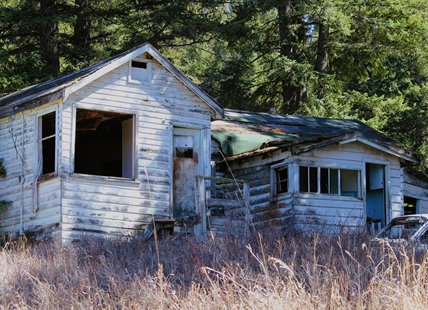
[0, 108, 61, 236]
[60, 54, 212, 240]
[1, 52, 213, 239]
[222, 141, 403, 232]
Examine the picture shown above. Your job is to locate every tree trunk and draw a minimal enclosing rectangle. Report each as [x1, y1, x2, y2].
[73, 0, 91, 67]
[315, 22, 329, 73]
[277, 1, 307, 114]
[40, 0, 60, 77]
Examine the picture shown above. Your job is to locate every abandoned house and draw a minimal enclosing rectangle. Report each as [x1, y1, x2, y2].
[2, 43, 428, 240]
[211, 109, 428, 233]
[0, 43, 224, 240]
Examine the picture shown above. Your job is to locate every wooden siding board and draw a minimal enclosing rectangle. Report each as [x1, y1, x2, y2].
[62, 210, 169, 225]
[62, 181, 167, 200]
[62, 201, 169, 216]
[62, 187, 166, 207]
[137, 159, 170, 170]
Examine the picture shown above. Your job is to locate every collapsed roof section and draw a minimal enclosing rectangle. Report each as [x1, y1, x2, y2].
[212, 109, 418, 164]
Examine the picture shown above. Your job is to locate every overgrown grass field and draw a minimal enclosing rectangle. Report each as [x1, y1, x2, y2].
[1, 229, 427, 309]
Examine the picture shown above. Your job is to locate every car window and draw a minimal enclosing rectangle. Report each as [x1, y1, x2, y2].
[378, 221, 424, 240]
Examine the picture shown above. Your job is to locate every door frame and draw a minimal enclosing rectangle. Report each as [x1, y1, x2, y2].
[170, 124, 210, 218]
[363, 159, 390, 226]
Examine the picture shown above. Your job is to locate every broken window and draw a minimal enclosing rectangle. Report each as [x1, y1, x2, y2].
[128, 58, 152, 84]
[37, 111, 57, 178]
[74, 109, 134, 178]
[275, 166, 288, 195]
[299, 165, 360, 197]
[404, 196, 418, 215]
[271, 163, 290, 196]
[174, 135, 194, 158]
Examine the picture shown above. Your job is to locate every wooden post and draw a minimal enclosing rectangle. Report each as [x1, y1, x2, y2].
[195, 176, 207, 235]
[243, 182, 251, 223]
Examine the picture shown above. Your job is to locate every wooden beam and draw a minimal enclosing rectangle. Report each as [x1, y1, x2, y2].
[0, 90, 64, 119]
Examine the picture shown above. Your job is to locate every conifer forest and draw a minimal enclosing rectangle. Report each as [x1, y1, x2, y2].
[1, 0, 428, 169]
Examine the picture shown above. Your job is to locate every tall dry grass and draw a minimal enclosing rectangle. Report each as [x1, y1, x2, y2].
[0, 228, 427, 309]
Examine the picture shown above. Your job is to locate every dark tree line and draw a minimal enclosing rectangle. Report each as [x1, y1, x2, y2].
[2, 0, 428, 170]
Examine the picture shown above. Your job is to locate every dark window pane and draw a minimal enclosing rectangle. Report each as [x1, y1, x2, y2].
[276, 167, 288, 194]
[131, 61, 147, 69]
[320, 168, 329, 193]
[42, 112, 56, 137]
[309, 167, 318, 192]
[174, 135, 194, 158]
[300, 166, 308, 192]
[42, 137, 55, 174]
[176, 147, 193, 158]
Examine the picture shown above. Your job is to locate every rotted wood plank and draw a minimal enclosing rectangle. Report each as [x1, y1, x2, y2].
[207, 198, 244, 209]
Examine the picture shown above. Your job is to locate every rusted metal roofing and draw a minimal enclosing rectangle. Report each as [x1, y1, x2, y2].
[212, 109, 418, 163]
[0, 43, 223, 119]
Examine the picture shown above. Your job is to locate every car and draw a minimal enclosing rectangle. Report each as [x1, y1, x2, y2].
[372, 214, 428, 252]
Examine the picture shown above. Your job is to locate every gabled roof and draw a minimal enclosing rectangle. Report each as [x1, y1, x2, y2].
[212, 109, 418, 163]
[0, 43, 223, 119]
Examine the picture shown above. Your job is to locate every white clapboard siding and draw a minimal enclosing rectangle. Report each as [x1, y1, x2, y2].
[0, 51, 215, 239]
[51, 57, 212, 237]
[0, 112, 41, 234]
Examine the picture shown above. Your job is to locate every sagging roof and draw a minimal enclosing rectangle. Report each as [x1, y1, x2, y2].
[212, 109, 418, 163]
[0, 43, 223, 119]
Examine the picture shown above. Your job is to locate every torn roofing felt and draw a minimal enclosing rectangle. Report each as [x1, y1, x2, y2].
[211, 109, 418, 163]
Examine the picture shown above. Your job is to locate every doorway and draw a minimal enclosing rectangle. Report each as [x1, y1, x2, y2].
[172, 127, 202, 218]
[366, 163, 387, 226]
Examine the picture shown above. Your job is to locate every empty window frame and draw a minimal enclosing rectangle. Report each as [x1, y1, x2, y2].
[128, 58, 152, 84]
[275, 166, 289, 195]
[37, 111, 57, 178]
[404, 196, 418, 215]
[174, 135, 194, 158]
[299, 166, 361, 197]
[74, 109, 134, 179]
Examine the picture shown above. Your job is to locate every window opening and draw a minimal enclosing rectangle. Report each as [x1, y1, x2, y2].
[74, 109, 134, 178]
[131, 61, 147, 69]
[38, 111, 56, 176]
[174, 135, 194, 158]
[299, 165, 360, 197]
[300, 166, 309, 192]
[309, 167, 317, 192]
[275, 166, 288, 195]
[320, 168, 339, 194]
[299, 166, 318, 193]
[128, 59, 151, 84]
[404, 196, 417, 215]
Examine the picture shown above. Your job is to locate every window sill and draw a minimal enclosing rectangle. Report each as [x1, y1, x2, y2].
[295, 192, 362, 201]
[37, 172, 58, 183]
[128, 79, 152, 85]
[70, 173, 140, 187]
